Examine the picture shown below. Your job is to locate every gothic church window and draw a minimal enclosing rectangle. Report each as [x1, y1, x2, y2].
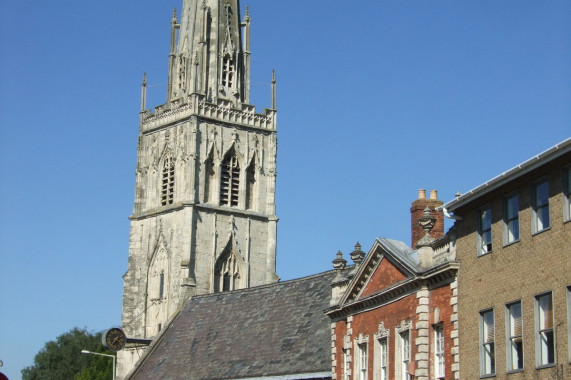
[220, 153, 239, 207]
[214, 247, 240, 292]
[161, 157, 175, 206]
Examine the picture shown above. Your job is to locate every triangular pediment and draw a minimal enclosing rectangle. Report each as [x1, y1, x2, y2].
[340, 238, 418, 305]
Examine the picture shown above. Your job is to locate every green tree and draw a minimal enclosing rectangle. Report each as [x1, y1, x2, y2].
[22, 327, 114, 380]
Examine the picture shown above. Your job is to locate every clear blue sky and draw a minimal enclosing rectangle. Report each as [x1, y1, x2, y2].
[1, 1, 569, 379]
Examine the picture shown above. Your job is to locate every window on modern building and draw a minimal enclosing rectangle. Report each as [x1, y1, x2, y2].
[478, 207, 492, 255]
[503, 194, 520, 245]
[400, 331, 410, 380]
[434, 325, 445, 379]
[379, 337, 388, 380]
[535, 292, 555, 367]
[220, 153, 239, 207]
[161, 157, 175, 206]
[564, 167, 571, 222]
[532, 180, 550, 233]
[245, 163, 256, 210]
[159, 272, 165, 299]
[358, 343, 367, 380]
[506, 301, 523, 371]
[480, 309, 495, 376]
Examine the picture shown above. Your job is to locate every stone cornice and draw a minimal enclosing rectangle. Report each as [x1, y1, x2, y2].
[325, 262, 459, 321]
[129, 202, 276, 222]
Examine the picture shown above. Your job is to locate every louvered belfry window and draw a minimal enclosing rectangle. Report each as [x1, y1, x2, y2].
[220, 154, 239, 206]
[222, 54, 235, 88]
[161, 157, 175, 206]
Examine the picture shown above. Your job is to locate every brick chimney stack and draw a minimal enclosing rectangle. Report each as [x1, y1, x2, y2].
[410, 189, 444, 249]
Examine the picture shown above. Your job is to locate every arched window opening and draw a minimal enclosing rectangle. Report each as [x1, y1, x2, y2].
[214, 248, 240, 293]
[221, 54, 235, 88]
[220, 153, 239, 207]
[246, 163, 256, 210]
[161, 157, 175, 206]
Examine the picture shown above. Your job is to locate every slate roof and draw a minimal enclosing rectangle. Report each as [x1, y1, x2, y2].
[127, 270, 336, 380]
[375, 238, 420, 272]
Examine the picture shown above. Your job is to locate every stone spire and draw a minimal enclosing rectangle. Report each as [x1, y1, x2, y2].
[169, 0, 250, 104]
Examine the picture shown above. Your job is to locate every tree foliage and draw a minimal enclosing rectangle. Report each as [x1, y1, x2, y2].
[22, 327, 113, 380]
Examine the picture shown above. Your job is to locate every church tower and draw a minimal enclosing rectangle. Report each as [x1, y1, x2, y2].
[118, 0, 278, 376]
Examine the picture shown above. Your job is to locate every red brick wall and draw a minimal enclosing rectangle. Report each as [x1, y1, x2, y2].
[359, 258, 407, 298]
[333, 320, 348, 380]
[352, 294, 417, 379]
[333, 284, 456, 380]
[429, 285, 455, 380]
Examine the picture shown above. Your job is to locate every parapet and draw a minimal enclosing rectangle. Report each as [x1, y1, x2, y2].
[140, 93, 276, 133]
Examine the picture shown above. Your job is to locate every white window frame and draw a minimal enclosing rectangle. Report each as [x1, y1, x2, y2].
[358, 343, 367, 380]
[374, 322, 390, 380]
[343, 348, 350, 380]
[395, 321, 412, 380]
[563, 166, 571, 222]
[400, 330, 410, 380]
[535, 292, 555, 367]
[506, 301, 523, 372]
[531, 179, 550, 234]
[434, 324, 445, 379]
[378, 337, 388, 380]
[478, 206, 493, 255]
[480, 309, 495, 376]
[354, 334, 369, 380]
[503, 193, 520, 245]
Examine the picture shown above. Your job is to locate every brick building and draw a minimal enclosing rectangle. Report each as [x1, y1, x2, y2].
[326, 192, 459, 380]
[443, 138, 571, 379]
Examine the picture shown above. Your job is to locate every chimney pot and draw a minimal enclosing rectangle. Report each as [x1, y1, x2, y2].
[418, 189, 426, 199]
[430, 190, 438, 200]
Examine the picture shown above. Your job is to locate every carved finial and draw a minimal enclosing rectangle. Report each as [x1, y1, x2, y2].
[194, 52, 200, 65]
[332, 251, 348, 283]
[419, 207, 436, 235]
[201, 0, 207, 9]
[172, 7, 177, 24]
[271, 70, 277, 109]
[350, 242, 365, 266]
[455, 190, 462, 198]
[332, 251, 347, 271]
[245, 5, 250, 18]
[140, 73, 148, 112]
